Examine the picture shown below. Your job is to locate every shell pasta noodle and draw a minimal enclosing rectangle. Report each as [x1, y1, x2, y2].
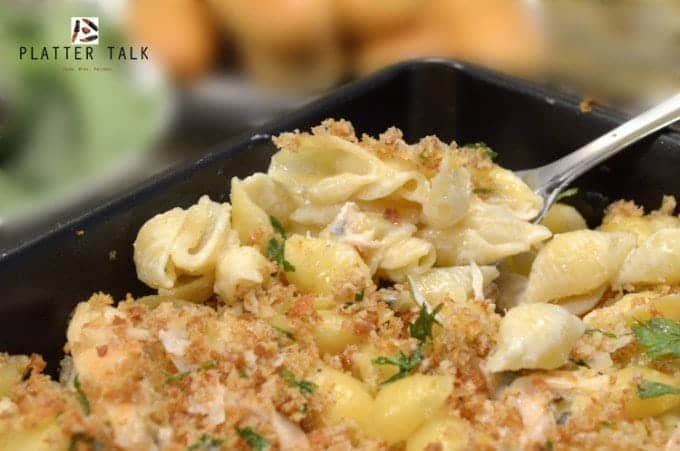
[5, 119, 680, 450]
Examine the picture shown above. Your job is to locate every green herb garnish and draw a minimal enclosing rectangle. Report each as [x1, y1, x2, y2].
[68, 432, 96, 451]
[187, 433, 224, 450]
[372, 347, 423, 385]
[570, 358, 588, 367]
[405, 275, 441, 344]
[544, 440, 554, 451]
[267, 216, 295, 272]
[584, 328, 617, 338]
[274, 326, 295, 340]
[200, 360, 218, 371]
[600, 421, 613, 429]
[409, 303, 443, 343]
[166, 372, 188, 383]
[637, 380, 680, 399]
[235, 427, 270, 451]
[267, 238, 295, 272]
[21, 366, 32, 382]
[466, 142, 498, 159]
[73, 375, 90, 415]
[280, 369, 317, 394]
[355, 289, 365, 302]
[473, 188, 493, 195]
[167, 360, 219, 383]
[555, 187, 579, 202]
[632, 318, 680, 359]
[270, 215, 287, 239]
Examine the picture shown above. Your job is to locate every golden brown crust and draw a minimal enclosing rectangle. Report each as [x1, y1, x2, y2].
[603, 200, 646, 220]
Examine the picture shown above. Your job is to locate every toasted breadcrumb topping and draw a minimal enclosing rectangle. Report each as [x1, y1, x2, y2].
[3, 122, 680, 451]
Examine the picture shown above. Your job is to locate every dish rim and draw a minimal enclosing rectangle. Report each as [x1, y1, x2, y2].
[0, 57, 658, 264]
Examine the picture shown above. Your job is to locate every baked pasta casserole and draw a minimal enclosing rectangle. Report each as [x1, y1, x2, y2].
[3, 120, 680, 450]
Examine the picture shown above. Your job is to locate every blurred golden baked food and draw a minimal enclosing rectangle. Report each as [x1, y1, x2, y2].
[240, 39, 344, 92]
[335, 0, 421, 37]
[209, 0, 342, 91]
[357, 0, 543, 76]
[128, 0, 545, 90]
[127, 0, 220, 81]
[355, 20, 453, 75]
[425, 0, 544, 74]
[210, 0, 336, 53]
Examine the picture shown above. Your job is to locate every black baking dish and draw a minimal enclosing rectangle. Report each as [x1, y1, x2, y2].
[2, 59, 680, 371]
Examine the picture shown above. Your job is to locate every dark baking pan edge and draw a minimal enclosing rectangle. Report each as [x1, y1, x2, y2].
[0, 57, 671, 265]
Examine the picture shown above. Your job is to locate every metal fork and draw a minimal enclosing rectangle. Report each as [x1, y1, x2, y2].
[516, 93, 680, 222]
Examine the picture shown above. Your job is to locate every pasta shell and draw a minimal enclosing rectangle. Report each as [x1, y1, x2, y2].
[486, 303, 585, 372]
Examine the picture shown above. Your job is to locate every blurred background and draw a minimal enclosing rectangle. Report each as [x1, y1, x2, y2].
[1, 0, 679, 251]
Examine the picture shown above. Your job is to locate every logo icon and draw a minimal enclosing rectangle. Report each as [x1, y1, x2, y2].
[71, 17, 99, 45]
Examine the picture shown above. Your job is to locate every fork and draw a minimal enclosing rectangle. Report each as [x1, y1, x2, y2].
[516, 93, 680, 222]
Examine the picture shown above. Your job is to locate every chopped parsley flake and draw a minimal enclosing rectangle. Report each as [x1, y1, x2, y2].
[73, 375, 90, 415]
[409, 303, 443, 343]
[274, 326, 295, 340]
[637, 380, 680, 399]
[167, 360, 220, 383]
[235, 427, 270, 451]
[632, 318, 680, 359]
[466, 142, 498, 159]
[68, 432, 96, 451]
[372, 347, 423, 385]
[267, 238, 295, 272]
[267, 216, 295, 272]
[406, 275, 441, 343]
[187, 433, 224, 450]
[280, 369, 317, 394]
[473, 188, 493, 195]
[570, 358, 588, 367]
[269, 215, 287, 239]
[166, 372, 188, 383]
[584, 328, 617, 338]
[555, 187, 579, 202]
[355, 289, 365, 302]
[200, 360, 218, 371]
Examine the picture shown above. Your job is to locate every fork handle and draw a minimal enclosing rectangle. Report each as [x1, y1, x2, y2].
[532, 92, 680, 201]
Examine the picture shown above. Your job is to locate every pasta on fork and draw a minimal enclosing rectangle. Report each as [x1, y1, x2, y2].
[3, 120, 680, 450]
